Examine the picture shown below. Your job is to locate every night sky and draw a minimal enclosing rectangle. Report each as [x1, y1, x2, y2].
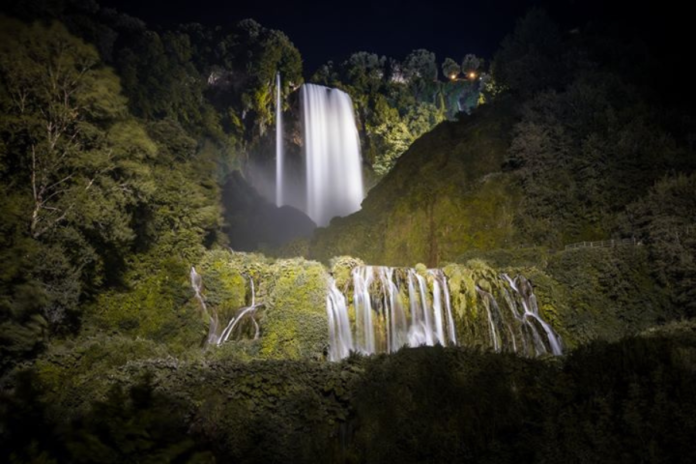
[96, 0, 530, 74]
[92, 0, 691, 102]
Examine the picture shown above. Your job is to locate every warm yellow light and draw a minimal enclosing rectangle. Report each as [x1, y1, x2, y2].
[469, 72, 476, 79]
[450, 74, 456, 80]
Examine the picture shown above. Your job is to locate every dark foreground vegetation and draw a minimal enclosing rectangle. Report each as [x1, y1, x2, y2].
[3, 322, 696, 463]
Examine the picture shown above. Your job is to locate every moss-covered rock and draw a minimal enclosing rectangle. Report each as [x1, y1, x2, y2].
[329, 255, 365, 290]
[85, 249, 331, 361]
[86, 258, 206, 354]
[308, 98, 520, 267]
[448, 245, 673, 348]
[192, 250, 330, 360]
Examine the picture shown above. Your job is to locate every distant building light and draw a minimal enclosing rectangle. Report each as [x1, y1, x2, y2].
[468, 72, 477, 80]
[450, 74, 457, 80]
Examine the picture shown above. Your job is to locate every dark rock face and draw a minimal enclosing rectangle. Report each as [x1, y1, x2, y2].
[222, 171, 315, 251]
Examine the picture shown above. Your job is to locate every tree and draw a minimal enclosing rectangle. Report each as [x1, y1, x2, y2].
[0, 17, 154, 332]
[492, 8, 563, 95]
[403, 49, 438, 82]
[461, 54, 483, 75]
[624, 174, 696, 315]
[442, 58, 461, 79]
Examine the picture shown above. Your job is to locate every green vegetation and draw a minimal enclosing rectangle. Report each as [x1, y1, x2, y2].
[312, 50, 486, 178]
[4, 324, 696, 463]
[309, 9, 696, 316]
[309, 99, 518, 266]
[622, 173, 696, 316]
[0, 2, 695, 462]
[0, 3, 304, 373]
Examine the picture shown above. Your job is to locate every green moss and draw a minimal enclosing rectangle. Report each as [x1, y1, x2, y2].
[329, 256, 365, 289]
[261, 258, 329, 360]
[87, 258, 205, 353]
[309, 99, 520, 266]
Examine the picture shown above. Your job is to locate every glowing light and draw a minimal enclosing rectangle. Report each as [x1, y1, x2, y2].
[469, 72, 477, 80]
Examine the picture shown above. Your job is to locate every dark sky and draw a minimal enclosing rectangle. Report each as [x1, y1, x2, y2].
[99, 0, 689, 79]
[98, 0, 547, 74]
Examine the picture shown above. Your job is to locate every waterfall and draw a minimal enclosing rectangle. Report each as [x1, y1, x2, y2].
[501, 274, 563, 356]
[190, 268, 262, 346]
[327, 277, 353, 361]
[275, 72, 284, 207]
[190, 267, 219, 345]
[346, 266, 458, 357]
[326, 266, 563, 361]
[301, 84, 364, 226]
[217, 277, 262, 345]
[190, 267, 206, 313]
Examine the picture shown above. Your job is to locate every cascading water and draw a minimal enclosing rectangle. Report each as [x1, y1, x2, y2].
[275, 72, 284, 207]
[501, 274, 563, 356]
[337, 266, 458, 358]
[327, 277, 353, 361]
[190, 267, 218, 344]
[301, 84, 364, 226]
[327, 266, 563, 361]
[190, 267, 262, 346]
[217, 277, 262, 345]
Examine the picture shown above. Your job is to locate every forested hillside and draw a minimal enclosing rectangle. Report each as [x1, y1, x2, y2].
[1, 2, 695, 463]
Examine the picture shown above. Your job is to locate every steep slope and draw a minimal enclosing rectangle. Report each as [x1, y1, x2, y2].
[309, 98, 520, 266]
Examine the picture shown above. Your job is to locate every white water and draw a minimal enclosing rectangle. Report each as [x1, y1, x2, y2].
[190, 267, 219, 345]
[501, 274, 563, 356]
[342, 266, 458, 358]
[301, 84, 364, 226]
[275, 72, 284, 207]
[327, 266, 563, 361]
[190, 267, 205, 312]
[217, 277, 261, 345]
[190, 268, 261, 346]
[353, 266, 375, 353]
[327, 277, 353, 361]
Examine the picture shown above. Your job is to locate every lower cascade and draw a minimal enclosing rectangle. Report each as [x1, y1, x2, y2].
[327, 266, 563, 361]
[191, 261, 562, 360]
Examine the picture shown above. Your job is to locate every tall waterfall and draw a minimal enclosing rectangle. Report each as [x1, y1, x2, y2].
[302, 84, 364, 226]
[326, 266, 563, 361]
[275, 72, 284, 207]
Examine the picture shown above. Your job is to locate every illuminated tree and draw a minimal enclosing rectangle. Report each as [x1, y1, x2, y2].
[442, 58, 461, 79]
[403, 49, 438, 81]
[461, 54, 483, 74]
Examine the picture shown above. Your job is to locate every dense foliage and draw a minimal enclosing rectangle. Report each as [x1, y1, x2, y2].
[1, 1, 695, 462]
[312, 50, 486, 177]
[0, 0, 306, 372]
[309, 9, 696, 291]
[622, 174, 696, 316]
[0, 17, 158, 370]
[3, 323, 696, 463]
